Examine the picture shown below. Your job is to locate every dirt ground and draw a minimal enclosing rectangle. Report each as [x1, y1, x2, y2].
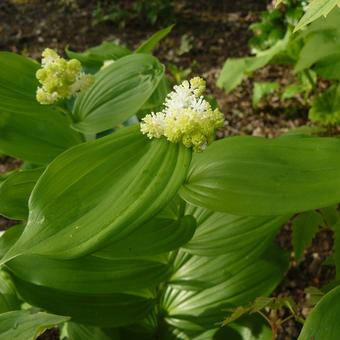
[0, 1, 335, 339]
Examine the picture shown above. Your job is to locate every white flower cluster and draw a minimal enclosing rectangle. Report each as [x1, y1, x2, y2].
[140, 77, 224, 151]
[36, 48, 94, 105]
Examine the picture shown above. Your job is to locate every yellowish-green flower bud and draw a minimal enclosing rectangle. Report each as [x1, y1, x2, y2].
[140, 77, 224, 152]
[35, 48, 94, 105]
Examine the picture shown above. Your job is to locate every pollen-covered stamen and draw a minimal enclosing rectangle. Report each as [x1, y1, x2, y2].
[140, 77, 224, 152]
[35, 48, 95, 105]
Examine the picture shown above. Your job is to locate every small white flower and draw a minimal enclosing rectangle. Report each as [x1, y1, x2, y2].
[140, 77, 224, 152]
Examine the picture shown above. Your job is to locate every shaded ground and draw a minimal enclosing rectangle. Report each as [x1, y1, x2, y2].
[0, 1, 335, 339]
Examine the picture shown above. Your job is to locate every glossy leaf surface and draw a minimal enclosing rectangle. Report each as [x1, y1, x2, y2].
[4, 126, 191, 260]
[0, 271, 21, 313]
[184, 204, 288, 256]
[180, 136, 340, 216]
[7, 254, 170, 294]
[10, 275, 154, 327]
[72, 54, 164, 134]
[0, 168, 43, 220]
[96, 215, 196, 258]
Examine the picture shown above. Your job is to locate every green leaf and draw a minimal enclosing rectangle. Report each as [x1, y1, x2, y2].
[0, 310, 69, 340]
[66, 42, 131, 73]
[281, 84, 304, 100]
[295, 8, 340, 72]
[10, 275, 154, 327]
[294, 0, 340, 32]
[6, 253, 170, 294]
[314, 54, 340, 80]
[0, 52, 82, 164]
[136, 25, 174, 54]
[299, 285, 340, 339]
[252, 82, 279, 108]
[3, 126, 191, 261]
[72, 54, 164, 134]
[309, 84, 340, 125]
[184, 204, 288, 256]
[292, 211, 323, 260]
[0, 271, 21, 313]
[163, 245, 287, 332]
[217, 33, 290, 92]
[320, 205, 339, 227]
[0, 168, 44, 220]
[95, 215, 196, 258]
[66, 322, 115, 340]
[194, 315, 272, 340]
[180, 135, 340, 216]
[139, 76, 170, 112]
[0, 224, 24, 259]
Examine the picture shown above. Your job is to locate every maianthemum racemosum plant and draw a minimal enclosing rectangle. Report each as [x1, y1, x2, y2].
[0, 25, 340, 340]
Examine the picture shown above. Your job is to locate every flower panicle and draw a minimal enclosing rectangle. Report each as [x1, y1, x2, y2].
[36, 48, 94, 105]
[140, 77, 224, 152]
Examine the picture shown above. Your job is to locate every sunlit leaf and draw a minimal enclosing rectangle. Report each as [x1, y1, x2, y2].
[3, 126, 191, 261]
[294, 0, 340, 32]
[72, 54, 164, 134]
[180, 135, 340, 216]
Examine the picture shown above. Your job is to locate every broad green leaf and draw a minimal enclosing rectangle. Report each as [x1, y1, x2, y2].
[7, 253, 170, 294]
[180, 135, 340, 216]
[72, 54, 164, 134]
[66, 42, 131, 73]
[184, 204, 288, 256]
[0, 310, 69, 340]
[0, 271, 21, 313]
[294, 0, 340, 32]
[252, 82, 279, 108]
[299, 285, 340, 339]
[3, 126, 191, 261]
[320, 205, 339, 226]
[217, 33, 289, 92]
[292, 211, 323, 260]
[10, 275, 154, 327]
[0, 52, 82, 164]
[0, 224, 24, 259]
[0, 168, 43, 220]
[295, 9, 340, 73]
[195, 315, 271, 339]
[136, 25, 174, 54]
[309, 84, 340, 125]
[163, 245, 287, 332]
[66, 322, 115, 340]
[95, 215, 196, 258]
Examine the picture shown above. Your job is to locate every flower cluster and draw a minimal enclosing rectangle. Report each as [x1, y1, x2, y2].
[36, 48, 94, 105]
[140, 77, 224, 151]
